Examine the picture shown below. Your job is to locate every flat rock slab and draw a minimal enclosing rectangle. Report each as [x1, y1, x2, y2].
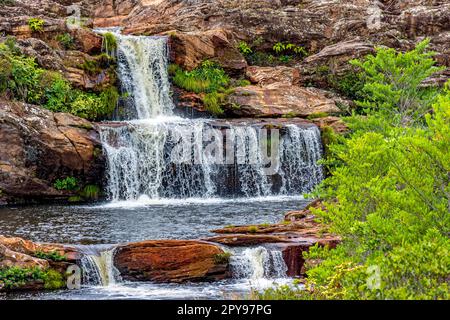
[114, 240, 230, 283]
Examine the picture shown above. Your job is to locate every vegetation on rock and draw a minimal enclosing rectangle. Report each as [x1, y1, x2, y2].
[0, 40, 119, 121]
[0, 267, 65, 291]
[28, 18, 45, 33]
[262, 39, 450, 300]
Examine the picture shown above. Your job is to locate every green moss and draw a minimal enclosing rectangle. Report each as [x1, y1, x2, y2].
[281, 112, 297, 119]
[103, 32, 117, 52]
[248, 226, 258, 234]
[213, 252, 232, 265]
[0, 267, 65, 291]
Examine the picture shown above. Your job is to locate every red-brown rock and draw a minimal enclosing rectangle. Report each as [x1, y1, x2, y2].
[114, 240, 230, 283]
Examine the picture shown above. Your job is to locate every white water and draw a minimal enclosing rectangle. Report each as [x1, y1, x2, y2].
[85, 32, 322, 294]
[80, 247, 120, 286]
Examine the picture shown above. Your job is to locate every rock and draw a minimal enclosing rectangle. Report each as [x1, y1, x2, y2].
[168, 29, 247, 72]
[246, 66, 300, 86]
[0, 235, 82, 262]
[0, 244, 49, 270]
[0, 100, 104, 204]
[310, 116, 349, 134]
[226, 84, 341, 118]
[114, 240, 230, 283]
[71, 28, 103, 55]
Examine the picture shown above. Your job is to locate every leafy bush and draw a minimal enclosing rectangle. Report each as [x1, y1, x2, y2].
[350, 38, 444, 125]
[0, 267, 64, 290]
[0, 42, 119, 120]
[238, 41, 253, 55]
[28, 18, 45, 33]
[55, 33, 74, 50]
[202, 92, 226, 116]
[53, 177, 78, 191]
[273, 42, 308, 57]
[262, 42, 450, 301]
[34, 251, 67, 262]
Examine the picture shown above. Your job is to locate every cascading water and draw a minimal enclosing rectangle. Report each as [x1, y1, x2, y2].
[115, 34, 174, 119]
[230, 247, 288, 280]
[78, 246, 120, 286]
[98, 31, 324, 201]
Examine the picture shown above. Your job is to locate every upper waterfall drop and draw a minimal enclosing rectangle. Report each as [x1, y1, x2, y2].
[115, 33, 174, 119]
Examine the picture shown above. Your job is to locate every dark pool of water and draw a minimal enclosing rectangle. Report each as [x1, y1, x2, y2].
[0, 196, 308, 245]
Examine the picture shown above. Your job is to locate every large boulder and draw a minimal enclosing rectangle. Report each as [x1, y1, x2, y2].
[114, 240, 230, 283]
[0, 244, 49, 270]
[0, 100, 104, 204]
[168, 29, 247, 72]
[226, 84, 341, 118]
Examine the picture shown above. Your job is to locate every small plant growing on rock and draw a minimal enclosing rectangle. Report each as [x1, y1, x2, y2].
[248, 226, 258, 234]
[55, 33, 74, 50]
[103, 32, 117, 54]
[237, 41, 253, 55]
[34, 251, 67, 262]
[53, 177, 78, 191]
[28, 18, 45, 33]
[213, 252, 232, 265]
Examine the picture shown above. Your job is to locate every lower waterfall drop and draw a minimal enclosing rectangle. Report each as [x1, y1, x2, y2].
[230, 247, 288, 280]
[79, 247, 120, 287]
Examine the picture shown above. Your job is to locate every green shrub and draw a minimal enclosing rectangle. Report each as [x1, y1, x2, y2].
[0, 267, 46, 290]
[34, 251, 67, 262]
[28, 18, 45, 33]
[55, 33, 74, 50]
[238, 41, 253, 55]
[54, 177, 78, 191]
[261, 44, 450, 301]
[350, 38, 444, 125]
[0, 43, 118, 121]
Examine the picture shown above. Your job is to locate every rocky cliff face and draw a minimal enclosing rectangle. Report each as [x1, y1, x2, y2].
[0, 101, 104, 204]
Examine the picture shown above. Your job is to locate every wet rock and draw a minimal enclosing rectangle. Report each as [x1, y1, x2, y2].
[0, 244, 49, 270]
[0, 100, 104, 204]
[114, 240, 230, 283]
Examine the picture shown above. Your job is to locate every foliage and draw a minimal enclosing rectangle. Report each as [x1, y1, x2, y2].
[170, 61, 230, 94]
[53, 177, 78, 191]
[202, 92, 226, 116]
[0, 42, 118, 120]
[350, 38, 445, 125]
[34, 251, 67, 262]
[0, 267, 64, 290]
[248, 226, 258, 234]
[307, 112, 329, 120]
[262, 41, 450, 300]
[272, 42, 308, 57]
[80, 184, 101, 200]
[238, 41, 253, 55]
[328, 71, 364, 102]
[28, 18, 45, 33]
[213, 252, 232, 265]
[55, 33, 74, 50]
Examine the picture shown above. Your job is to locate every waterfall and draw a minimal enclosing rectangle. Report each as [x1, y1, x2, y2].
[79, 247, 120, 286]
[100, 120, 324, 200]
[98, 31, 324, 201]
[107, 31, 174, 119]
[230, 247, 288, 280]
